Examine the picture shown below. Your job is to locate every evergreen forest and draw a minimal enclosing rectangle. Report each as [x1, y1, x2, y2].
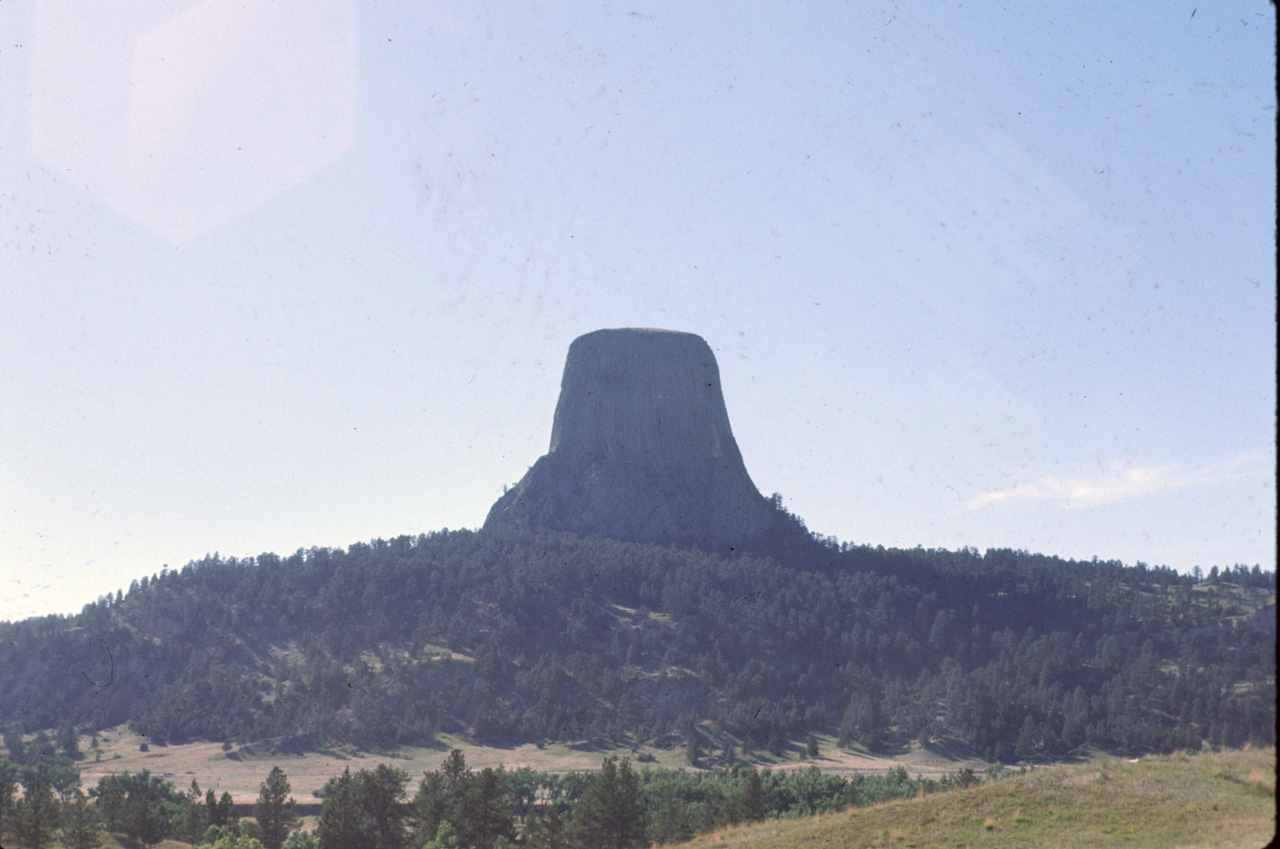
[0, 515, 1273, 766]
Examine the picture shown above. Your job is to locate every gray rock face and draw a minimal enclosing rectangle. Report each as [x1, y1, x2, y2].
[484, 328, 777, 551]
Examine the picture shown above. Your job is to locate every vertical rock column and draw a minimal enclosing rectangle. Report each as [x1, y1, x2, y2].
[483, 328, 776, 551]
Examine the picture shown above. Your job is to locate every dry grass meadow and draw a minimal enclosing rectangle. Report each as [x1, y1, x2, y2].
[681, 747, 1276, 849]
[74, 727, 1276, 848]
[78, 728, 985, 803]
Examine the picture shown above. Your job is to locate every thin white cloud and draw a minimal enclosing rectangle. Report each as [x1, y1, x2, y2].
[968, 450, 1275, 511]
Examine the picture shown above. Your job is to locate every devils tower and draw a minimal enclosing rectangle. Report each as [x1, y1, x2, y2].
[483, 328, 779, 551]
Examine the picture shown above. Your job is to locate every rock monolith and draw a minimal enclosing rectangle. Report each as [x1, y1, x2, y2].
[483, 328, 778, 551]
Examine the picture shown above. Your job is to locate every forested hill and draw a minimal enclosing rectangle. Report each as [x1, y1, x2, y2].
[0, 526, 1274, 765]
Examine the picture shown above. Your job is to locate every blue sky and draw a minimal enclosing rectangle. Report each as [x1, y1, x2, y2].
[1, 0, 1274, 622]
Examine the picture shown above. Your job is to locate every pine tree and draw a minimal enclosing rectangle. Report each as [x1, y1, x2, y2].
[647, 788, 694, 846]
[61, 791, 103, 849]
[409, 770, 449, 849]
[317, 768, 374, 849]
[180, 779, 207, 844]
[1061, 687, 1090, 751]
[207, 788, 223, 827]
[3, 727, 26, 765]
[92, 776, 125, 833]
[355, 764, 409, 849]
[56, 723, 81, 761]
[738, 769, 767, 822]
[524, 806, 569, 849]
[254, 767, 299, 849]
[569, 759, 645, 849]
[461, 768, 514, 849]
[15, 778, 61, 849]
[409, 750, 471, 849]
[0, 758, 17, 840]
[1014, 715, 1039, 761]
[123, 772, 172, 849]
[218, 791, 241, 832]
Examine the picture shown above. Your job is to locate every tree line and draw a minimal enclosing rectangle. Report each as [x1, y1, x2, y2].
[0, 749, 999, 849]
[0, 755, 274, 849]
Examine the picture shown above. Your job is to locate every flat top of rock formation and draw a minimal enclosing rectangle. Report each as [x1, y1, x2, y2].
[569, 327, 706, 343]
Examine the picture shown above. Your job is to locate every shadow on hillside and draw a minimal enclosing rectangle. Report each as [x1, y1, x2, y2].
[226, 733, 454, 761]
[918, 737, 979, 762]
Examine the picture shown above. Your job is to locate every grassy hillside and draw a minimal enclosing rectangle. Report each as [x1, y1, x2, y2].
[683, 748, 1276, 849]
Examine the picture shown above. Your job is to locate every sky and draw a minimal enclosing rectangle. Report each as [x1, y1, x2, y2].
[1, 0, 1275, 623]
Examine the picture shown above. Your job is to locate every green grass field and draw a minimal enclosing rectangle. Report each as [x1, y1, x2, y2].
[682, 748, 1276, 849]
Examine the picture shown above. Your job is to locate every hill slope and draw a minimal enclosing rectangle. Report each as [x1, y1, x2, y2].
[684, 747, 1276, 849]
[0, 527, 1274, 763]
